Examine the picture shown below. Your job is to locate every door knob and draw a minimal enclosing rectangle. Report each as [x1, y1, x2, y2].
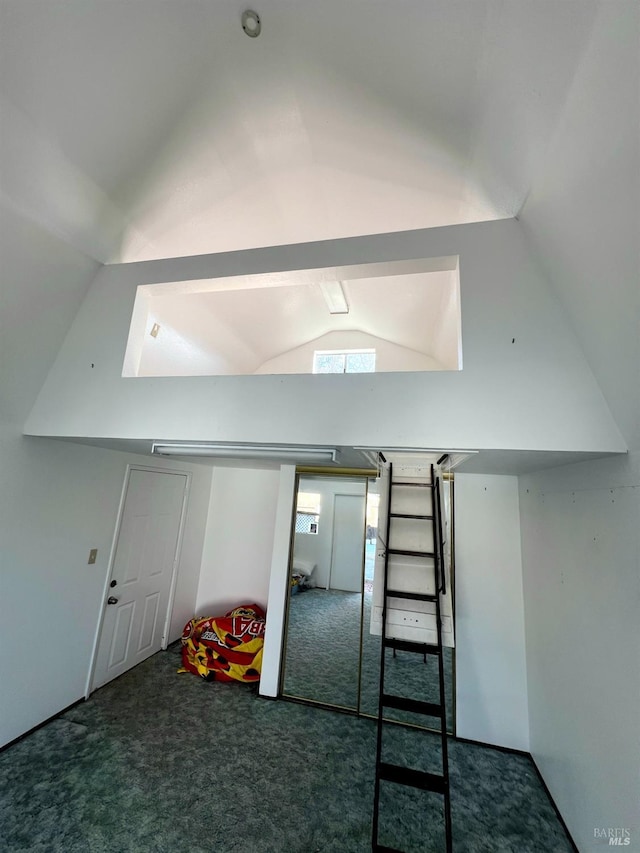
[107, 596, 119, 605]
[110, 579, 117, 588]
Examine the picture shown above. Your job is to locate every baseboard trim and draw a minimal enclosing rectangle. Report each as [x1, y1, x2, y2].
[279, 694, 359, 716]
[530, 757, 580, 853]
[452, 737, 578, 851]
[452, 733, 530, 756]
[0, 697, 84, 754]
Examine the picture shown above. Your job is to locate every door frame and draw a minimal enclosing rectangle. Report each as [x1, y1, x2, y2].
[85, 463, 191, 698]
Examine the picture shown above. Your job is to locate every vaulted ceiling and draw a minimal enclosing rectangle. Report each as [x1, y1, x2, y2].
[1, 1, 638, 444]
[0, 0, 604, 263]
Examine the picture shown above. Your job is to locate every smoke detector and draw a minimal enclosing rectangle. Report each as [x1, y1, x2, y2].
[242, 10, 261, 38]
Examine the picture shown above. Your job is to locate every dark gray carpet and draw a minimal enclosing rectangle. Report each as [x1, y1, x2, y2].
[283, 588, 362, 709]
[282, 588, 454, 732]
[0, 644, 573, 853]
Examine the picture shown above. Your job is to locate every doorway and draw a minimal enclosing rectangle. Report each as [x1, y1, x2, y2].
[91, 467, 189, 691]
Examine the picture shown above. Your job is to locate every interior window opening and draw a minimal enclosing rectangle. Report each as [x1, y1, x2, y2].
[122, 258, 462, 378]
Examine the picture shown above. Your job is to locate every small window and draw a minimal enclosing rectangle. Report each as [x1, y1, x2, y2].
[295, 512, 319, 534]
[296, 491, 321, 534]
[313, 349, 376, 374]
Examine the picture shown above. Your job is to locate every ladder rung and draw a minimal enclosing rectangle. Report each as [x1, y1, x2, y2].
[378, 762, 446, 794]
[389, 512, 433, 519]
[386, 589, 437, 602]
[382, 694, 443, 718]
[388, 548, 435, 558]
[373, 463, 452, 853]
[384, 637, 441, 656]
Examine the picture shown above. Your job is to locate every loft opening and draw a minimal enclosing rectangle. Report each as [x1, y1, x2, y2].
[123, 257, 462, 377]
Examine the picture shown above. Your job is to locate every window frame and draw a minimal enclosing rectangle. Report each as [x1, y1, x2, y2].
[312, 348, 376, 375]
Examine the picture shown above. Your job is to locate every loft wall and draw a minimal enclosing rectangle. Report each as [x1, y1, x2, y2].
[519, 453, 640, 851]
[0, 206, 213, 749]
[24, 219, 624, 454]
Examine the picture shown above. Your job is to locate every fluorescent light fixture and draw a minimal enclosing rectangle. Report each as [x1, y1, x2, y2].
[151, 443, 339, 464]
[319, 281, 349, 314]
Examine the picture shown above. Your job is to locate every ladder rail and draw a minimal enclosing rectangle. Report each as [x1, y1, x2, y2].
[434, 475, 446, 595]
[372, 460, 453, 853]
[433, 465, 452, 851]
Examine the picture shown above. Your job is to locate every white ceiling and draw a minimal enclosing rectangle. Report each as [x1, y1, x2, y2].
[0, 0, 602, 263]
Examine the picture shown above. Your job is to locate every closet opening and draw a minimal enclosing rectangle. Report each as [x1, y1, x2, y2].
[279, 457, 456, 735]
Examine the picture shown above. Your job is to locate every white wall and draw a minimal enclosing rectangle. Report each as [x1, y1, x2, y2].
[293, 476, 367, 588]
[0, 429, 212, 748]
[520, 2, 640, 452]
[138, 293, 256, 377]
[454, 474, 529, 751]
[255, 330, 445, 374]
[519, 453, 640, 852]
[196, 464, 302, 698]
[196, 465, 281, 615]
[0, 204, 213, 749]
[25, 219, 625, 455]
[261, 465, 297, 698]
[166, 463, 212, 642]
[0, 204, 99, 423]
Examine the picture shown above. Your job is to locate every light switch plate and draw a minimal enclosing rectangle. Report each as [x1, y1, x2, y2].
[88, 548, 98, 564]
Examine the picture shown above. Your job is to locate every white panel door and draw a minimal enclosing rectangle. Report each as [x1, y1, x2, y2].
[92, 469, 187, 689]
[329, 494, 365, 592]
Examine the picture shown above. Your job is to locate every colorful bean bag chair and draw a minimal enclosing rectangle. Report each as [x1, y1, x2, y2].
[179, 604, 266, 683]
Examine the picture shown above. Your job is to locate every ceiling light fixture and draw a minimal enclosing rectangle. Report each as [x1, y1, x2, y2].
[320, 281, 349, 315]
[151, 443, 339, 464]
[242, 10, 261, 37]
